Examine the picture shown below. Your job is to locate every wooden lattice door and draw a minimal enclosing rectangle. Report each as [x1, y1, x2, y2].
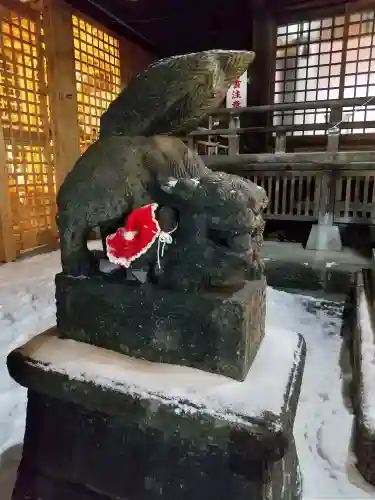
[0, 5, 56, 253]
[72, 14, 121, 153]
[274, 6, 375, 142]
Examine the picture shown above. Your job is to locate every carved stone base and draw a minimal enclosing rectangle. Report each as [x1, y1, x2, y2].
[56, 273, 266, 381]
[8, 327, 305, 500]
[12, 434, 302, 500]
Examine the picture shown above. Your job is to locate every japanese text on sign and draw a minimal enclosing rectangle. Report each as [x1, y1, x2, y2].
[226, 71, 247, 108]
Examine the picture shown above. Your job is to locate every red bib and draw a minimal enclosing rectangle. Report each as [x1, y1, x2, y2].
[106, 204, 161, 268]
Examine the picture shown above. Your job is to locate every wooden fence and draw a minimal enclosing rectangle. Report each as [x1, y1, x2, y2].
[202, 160, 375, 225]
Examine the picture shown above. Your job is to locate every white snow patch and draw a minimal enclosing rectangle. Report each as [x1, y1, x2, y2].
[358, 288, 375, 431]
[21, 326, 300, 424]
[0, 244, 374, 498]
[266, 289, 375, 498]
[326, 262, 337, 268]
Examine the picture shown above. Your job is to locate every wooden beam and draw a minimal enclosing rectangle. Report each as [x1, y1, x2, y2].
[0, 0, 39, 20]
[119, 36, 156, 89]
[0, 120, 16, 263]
[42, 0, 81, 191]
[65, 0, 159, 57]
[243, 0, 277, 153]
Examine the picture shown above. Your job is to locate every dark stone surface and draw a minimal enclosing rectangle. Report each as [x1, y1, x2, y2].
[12, 462, 108, 500]
[56, 273, 266, 381]
[13, 450, 302, 500]
[341, 269, 375, 486]
[267, 436, 302, 500]
[8, 328, 305, 500]
[57, 135, 208, 277]
[353, 416, 375, 487]
[13, 391, 265, 500]
[12, 393, 302, 500]
[155, 172, 267, 291]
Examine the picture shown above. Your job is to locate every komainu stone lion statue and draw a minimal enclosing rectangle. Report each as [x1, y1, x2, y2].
[56, 49, 267, 283]
[156, 172, 267, 291]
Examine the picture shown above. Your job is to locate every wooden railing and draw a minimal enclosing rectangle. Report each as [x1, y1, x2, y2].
[202, 158, 375, 225]
[183, 98, 375, 229]
[184, 97, 375, 155]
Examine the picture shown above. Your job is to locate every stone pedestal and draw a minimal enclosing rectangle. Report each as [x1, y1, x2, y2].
[8, 327, 305, 500]
[56, 273, 266, 381]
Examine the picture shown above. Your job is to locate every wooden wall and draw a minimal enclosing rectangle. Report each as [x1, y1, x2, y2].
[0, 0, 156, 263]
[120, 38, 156, 87]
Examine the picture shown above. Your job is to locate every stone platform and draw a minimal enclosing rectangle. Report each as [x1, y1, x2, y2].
[341, 269, 375, 487]
[8, 326, 306, 500]
[56, 273, 266, 381]
[262, 241, 371, 297]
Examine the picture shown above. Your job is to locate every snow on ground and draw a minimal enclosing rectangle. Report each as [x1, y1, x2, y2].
[0, 249, 375, 499]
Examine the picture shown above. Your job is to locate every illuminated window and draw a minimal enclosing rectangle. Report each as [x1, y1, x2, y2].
[274, 9, 375, 136]
[72, 14, 121, 152]
[0, 8, 55, 252]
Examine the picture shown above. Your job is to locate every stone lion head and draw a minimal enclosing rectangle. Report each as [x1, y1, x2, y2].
[156, 171, 268, 292]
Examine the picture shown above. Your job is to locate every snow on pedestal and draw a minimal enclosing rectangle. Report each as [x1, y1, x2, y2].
[8, 326, 305, 500]
[13, 326, 303, 423]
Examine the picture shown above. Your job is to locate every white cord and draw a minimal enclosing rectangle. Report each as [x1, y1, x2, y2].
[157, 225, 178, 270]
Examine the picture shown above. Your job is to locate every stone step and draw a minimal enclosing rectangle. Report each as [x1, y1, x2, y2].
[262, 241, 371, 295]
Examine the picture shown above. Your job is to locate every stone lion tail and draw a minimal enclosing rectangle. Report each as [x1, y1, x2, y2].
[99, 50, 255, 138]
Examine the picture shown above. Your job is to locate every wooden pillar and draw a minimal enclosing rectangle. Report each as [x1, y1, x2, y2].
[42, 0, 81, 190]
[119, 37, 156, 89]
[119, 38, 134, 89]
[0, 124, 16, 262]
[244, 0, 277, 153]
